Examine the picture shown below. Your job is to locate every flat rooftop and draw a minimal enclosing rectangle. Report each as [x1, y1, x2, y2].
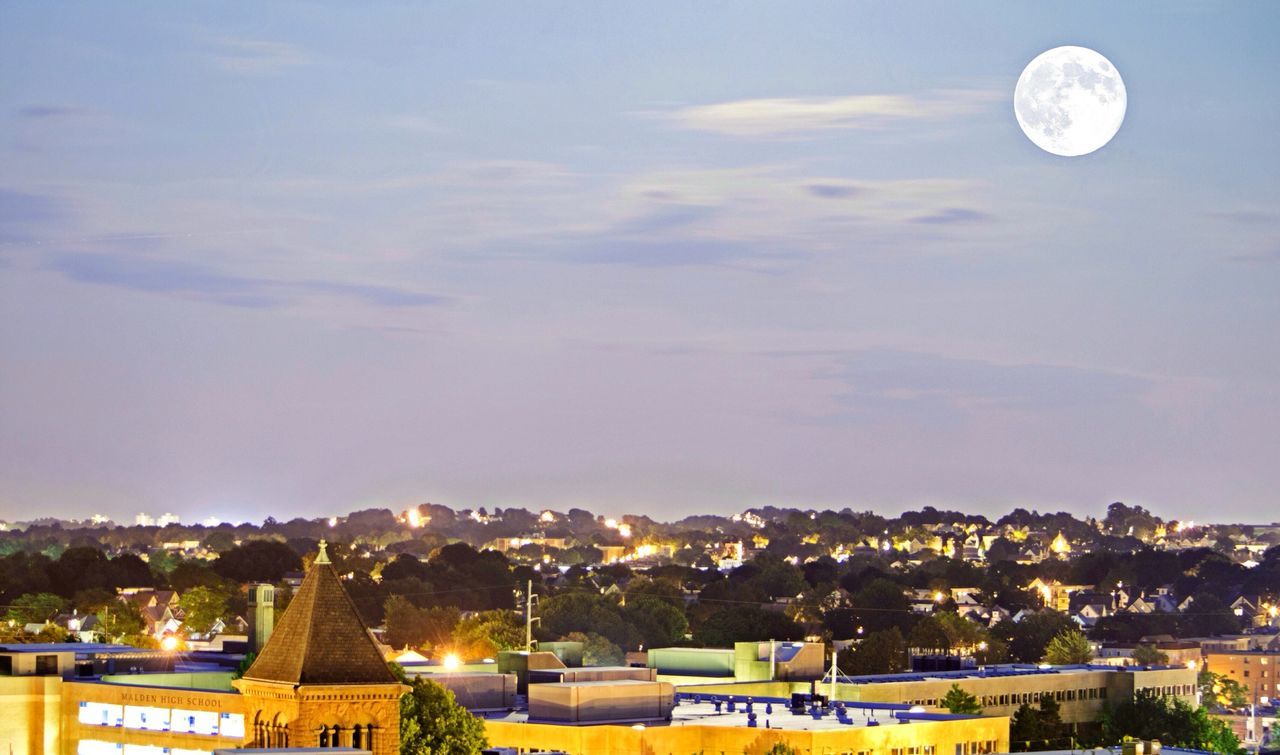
[0, 643, 142, 654]
[487, 694, 972, 731]
[836, 663, 1189, 684]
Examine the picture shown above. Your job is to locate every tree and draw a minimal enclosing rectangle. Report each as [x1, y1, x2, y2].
[564, 631, 624, 666]
[384, 597, 460, 651]
[840, 628, 909, 675]
[1131, 644, 1168, 666]
[212, 540, 301, 583]
[845, 578, 913, 633]
[453, 610, 523, 659]
[395, 667, 488, 755]
[765, 745, 800, 755]
[6, 592, 66, 625]
[992, 611, 1075, 663]
[97, 600, 148, 643]
[233, 652, 256, 680]
[1180, 593, 1241, 637]
[693, 606, 802, 647]
[1197, 669, 1248, 710]
[167, 561, 227, 593]
[941, 683, 982, 714]
[1009, 694, 1064, 751]
[538, 593, 640, 651]
[623, 594, 688, 649]
[1042, 628, 1092, 665]
[1102, 689, 1243, 754]
[178, 586, 230, 635]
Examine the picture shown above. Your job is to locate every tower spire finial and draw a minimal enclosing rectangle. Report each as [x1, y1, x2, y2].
[316, 539, 330, 565]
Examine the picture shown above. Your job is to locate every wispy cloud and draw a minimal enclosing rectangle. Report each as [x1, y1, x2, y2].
[47, 253, 445, 310]
[1205, 209, 1276, 225]
[910, 207, 991, 225]
[0, 188, 69, 225]
[14, 104, 93, 121]
[561, 238, 803, 271]
[667, 89, 1000, 138]
[210, 39, 309, 75]
[815, 349, 1153, 414]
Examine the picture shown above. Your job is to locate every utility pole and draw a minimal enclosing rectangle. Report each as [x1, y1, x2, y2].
[769, 639, 776, 680]
[525, 579, 540, 652]
[829, 646, 839, 701]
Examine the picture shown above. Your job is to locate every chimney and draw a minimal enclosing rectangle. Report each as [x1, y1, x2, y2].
[247, 583, 275, 655]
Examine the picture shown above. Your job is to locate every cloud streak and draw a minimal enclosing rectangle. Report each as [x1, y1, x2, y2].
[668, 89, 1000, 137]
[210, 39, 310, 75]
[47, 253, 446, 310]
[816, 349, 1154, 414]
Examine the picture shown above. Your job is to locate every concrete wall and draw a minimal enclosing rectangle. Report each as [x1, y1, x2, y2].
[649, 647, 736, 677]
[430, 672, 517, 710]
[528, 680, 675, 723]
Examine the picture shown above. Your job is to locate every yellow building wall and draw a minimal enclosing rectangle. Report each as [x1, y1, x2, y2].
[0, 676, 64, 755]
[484, 714, 1009, 755]
[60, 680, 247, 755]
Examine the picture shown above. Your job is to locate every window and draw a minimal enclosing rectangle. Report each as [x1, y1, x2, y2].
[171, 709, 219, 736]
[219, 713, 245, 738]
[123, 705, 170, 732]
[35, 655, 59, 675]
[79, 702, 123, 727]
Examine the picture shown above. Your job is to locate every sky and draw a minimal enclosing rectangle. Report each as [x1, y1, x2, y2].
[2, 2, 1278, 525]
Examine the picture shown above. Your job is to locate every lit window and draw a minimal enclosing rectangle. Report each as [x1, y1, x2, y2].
[78, 702, 123, 727]
[220, 713, 246, 738]
[76, 741, 122, 755]
[123, 705, 170, 732]
[171, 709, 219, 736]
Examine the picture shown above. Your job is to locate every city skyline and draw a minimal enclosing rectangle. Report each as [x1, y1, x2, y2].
[3, 3, 1280, 524]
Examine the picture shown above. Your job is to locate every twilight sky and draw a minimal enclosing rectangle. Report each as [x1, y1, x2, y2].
[2, 2, 1278, 524]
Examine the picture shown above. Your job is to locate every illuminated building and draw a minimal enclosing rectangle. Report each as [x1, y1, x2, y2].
[0, 540, 402, 755]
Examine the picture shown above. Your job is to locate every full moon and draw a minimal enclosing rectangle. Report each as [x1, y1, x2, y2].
[1014, 46, 1126, 157]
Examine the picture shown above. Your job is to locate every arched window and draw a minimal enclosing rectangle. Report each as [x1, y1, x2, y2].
[318, 725, 329, 747]
[352, 725, 362, 749]
[331, 724, 343, 747]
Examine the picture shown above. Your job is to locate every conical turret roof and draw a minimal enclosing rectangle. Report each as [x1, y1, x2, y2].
[241, 541, 397, 685]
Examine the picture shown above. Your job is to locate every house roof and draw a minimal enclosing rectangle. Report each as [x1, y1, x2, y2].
[241, 541, 397, 686]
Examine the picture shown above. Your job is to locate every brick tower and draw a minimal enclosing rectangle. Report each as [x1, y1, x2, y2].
[233, 540, 405, 754]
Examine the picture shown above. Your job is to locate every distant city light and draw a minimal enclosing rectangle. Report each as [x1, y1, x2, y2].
[405, 509, 424, 528]
[540, 510, 556, 523]
[617, 523, 632, 539]
[328, 517, 338, 528]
